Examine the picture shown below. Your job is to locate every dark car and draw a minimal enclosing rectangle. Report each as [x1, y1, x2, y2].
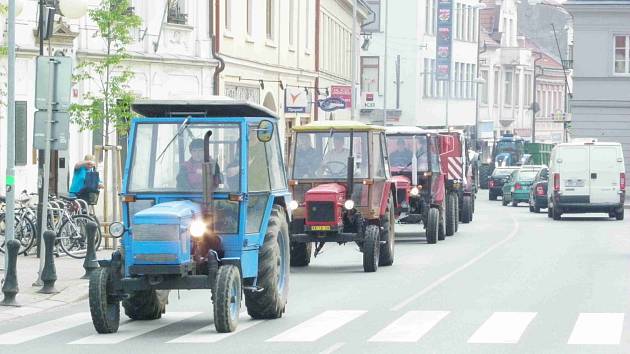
[528, 167, 549, 213]
[488, 167, 519, 200]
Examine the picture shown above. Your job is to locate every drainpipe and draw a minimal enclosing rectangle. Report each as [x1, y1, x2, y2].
[210, 0, 225, 96]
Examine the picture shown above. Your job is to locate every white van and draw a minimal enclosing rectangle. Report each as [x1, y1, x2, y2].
[548, 142, 625, 220]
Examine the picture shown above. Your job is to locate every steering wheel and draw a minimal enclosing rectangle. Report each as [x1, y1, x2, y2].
[319, 161, 347, 176]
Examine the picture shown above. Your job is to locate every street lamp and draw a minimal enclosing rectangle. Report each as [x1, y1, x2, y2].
[532, 53, 544, 143]
[58, 0, 88, 19]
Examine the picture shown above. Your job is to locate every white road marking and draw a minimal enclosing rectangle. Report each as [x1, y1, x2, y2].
[468, 312, 536, 344]
[319, 342, 346, 354]
[70, 312, 201, 345]
[368, 311, 449, 342]
[568, 313, 624, 345]
[267, 310, 366, 342]
[0, 312, 91, 345]
[391, 215, 520, 311]
[167, 318, 263, 343]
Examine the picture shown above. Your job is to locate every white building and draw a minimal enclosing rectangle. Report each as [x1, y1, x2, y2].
[359, 0, 481, 129]
[0, 0, 218, 197]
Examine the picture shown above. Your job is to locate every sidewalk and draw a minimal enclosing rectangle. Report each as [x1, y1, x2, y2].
[0, 249, 112, 322]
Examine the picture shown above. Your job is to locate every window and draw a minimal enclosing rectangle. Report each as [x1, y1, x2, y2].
[481, 70, 488, 104]
[15, 101, 27, 166]
[524, 73, 532, 108]
[425, 0, 433, 34]
[167, 0, 187, 25]
[431, 59, 437, 97]
[454, 63, 460, 98]
[224, 0, 231, 32]
[494, 70, 500, 106]
[463, 6, 468, 41]
[504, 71, 513, 106]
[614, 35, 630, 74]
[457, 3, 463, 40]
[372, 133, 386, 178]
[248, 125, 271, 192]
[288, 0, 294, 47]
[247, 0, 253, 36]
[266, 0, 275, 41]
[266, 128, 287, 190]
[514, 72, 520, 107]
[361, 56, 380, 92]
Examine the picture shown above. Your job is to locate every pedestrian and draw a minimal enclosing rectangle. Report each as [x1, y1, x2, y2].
[69, 154, 103, 204]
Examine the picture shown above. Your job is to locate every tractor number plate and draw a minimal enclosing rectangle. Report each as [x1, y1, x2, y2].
[311, 225, 331, 231]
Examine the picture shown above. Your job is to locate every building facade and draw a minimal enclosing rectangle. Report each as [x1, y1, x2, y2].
[565, 0, 630, 172]
[359, 0, 480, 128]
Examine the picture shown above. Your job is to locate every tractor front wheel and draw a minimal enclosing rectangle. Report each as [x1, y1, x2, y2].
[362, 224, 380, 272]
[445, 193, 457, 236]
[378, 197, 395, 266]
[426, 208, 439, 244]
[89, 267, 120, 334]
[462, 196, 473, 224]
[214, 265, 242, 333]
[122, 290, 169, 320]
[245, 206, 290, 319]
[290, 242, 311, 267]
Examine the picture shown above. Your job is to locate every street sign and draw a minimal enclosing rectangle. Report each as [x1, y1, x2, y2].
[284, 86, 310, 113]
[362, 92, 376, 109]
[330, 85, 352, 108]
[435, 0, 453, 81]
[318, 97, 346, 112]
[35, 56, 73, 111]
[33, 111, 70, 150]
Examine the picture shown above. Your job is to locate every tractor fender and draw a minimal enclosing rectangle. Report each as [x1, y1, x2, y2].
[378, 181, 396, 217]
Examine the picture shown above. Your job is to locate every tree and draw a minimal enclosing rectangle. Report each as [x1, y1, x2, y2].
[70, 0, 141, 143]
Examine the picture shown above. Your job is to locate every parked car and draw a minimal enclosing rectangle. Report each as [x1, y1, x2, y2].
[488, 167, 519, 200]
[528, 167, 549, 213]
[502, 166, 545, 207]
[548, 141, 625, 220]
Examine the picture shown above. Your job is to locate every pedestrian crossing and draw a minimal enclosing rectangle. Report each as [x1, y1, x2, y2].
[0, 310, 626, 346]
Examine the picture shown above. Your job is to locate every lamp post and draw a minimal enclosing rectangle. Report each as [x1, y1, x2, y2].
[532, 53, 544, 143]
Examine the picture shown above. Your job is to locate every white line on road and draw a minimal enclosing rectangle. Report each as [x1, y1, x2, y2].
[568, 313, 624, 345]
[319, 342, 346, 354]
[70, 312, 201, 345]
[267, 310, 366, 342]
[0, 312, 91, 345]
[390, 215, 520, 311]
[167, 318, 263, 343]
[468, 312, 536, 344]
[368, 311, 450, 342]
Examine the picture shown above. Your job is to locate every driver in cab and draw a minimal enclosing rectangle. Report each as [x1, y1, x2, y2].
[321, 136, 350, 176]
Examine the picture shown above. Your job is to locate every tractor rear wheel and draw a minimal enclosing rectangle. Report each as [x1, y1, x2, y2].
[214, 265, 242, 333]
[89, 267, 120, 334]
[122, 290, 169, 320]
[445, 193, 457, 236]
[245, 205, 289, 319]
[363, 224, 380, 272]
[552, 206, 562, 220]
[462, 196, 473, 224]
[426, 208, 439, 244]
[378, 197, 395, 266]
[289, 242, 311, 267]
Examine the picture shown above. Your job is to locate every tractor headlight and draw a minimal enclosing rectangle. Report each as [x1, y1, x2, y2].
[288, 200, 299, 211]
[410, 186, 420, 196]
[189, 219, 207, 238]
[344, 199, 355, 210]
[108, 222, 125, 238]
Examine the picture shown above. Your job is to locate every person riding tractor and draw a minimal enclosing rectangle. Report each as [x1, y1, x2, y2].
[287, 121, 396, 272]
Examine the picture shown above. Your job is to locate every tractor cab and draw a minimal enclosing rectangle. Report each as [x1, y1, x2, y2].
[89, 99, 291, 335]
[288, 121, 396, 272]
[385, 126, 445, 244]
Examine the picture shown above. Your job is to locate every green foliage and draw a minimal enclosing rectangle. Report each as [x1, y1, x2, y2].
[70, 0, 142, 138]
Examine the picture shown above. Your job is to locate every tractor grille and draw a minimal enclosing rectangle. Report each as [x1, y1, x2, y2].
[132, 224, 181, 242]
[307, 201, 335, 222]
[134, 253, 178, 263]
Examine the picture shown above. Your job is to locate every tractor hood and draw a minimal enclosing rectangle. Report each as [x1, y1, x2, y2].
[306, 183, 347, 196]
[133, 200, 202, 225]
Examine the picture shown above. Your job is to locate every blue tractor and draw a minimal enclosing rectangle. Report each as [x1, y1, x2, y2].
[89, 100, 291, 333]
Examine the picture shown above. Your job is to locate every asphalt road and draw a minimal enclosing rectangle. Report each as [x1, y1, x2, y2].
[2, 191, 630, 353]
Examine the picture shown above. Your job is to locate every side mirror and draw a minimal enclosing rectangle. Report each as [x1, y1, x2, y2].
[256, 120, 274, 143]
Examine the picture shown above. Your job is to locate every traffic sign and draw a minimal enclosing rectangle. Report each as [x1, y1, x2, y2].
[33, 111, 70, 150]
[35, 56, 73, 111]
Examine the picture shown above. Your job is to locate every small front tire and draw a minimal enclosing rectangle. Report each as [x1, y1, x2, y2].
[426, 208, 439, 244]
[214, 265, 241, 333]
[363, 225, 380, 272]
[461, 196, 473, 224]
[89, 267, 120, 334]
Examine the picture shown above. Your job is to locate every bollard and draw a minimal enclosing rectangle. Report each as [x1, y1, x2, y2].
[38, 230, 59, 294]
[1, 239, 21, 306]
[81, 221, 99, 279]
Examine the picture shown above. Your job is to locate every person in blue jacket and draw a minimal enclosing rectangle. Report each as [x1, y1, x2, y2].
[69, 154, 103, 199]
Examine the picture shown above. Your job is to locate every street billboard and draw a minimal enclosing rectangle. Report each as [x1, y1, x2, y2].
[284, 86, 310, 113]
[436, 0, 453, 81]
[330, 85, 352, 109]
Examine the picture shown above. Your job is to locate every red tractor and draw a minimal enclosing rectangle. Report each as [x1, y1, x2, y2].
[287, 121, 397, 272]
[437, 131, 476, 225]
[385, 126, 453, 244]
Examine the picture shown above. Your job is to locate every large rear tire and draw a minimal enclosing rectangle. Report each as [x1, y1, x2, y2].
[616, 208, 624, 220]
[214, 265, 242, 333]
[245, 205, 289, 319]
[122, 290, 169, 320]
[426, 208, 439, 244]
[552, 206, 562, 220]
[378, 197, 395, 266]
[89, 267, 120, 334]
[289, 242, 311, 267]
[461, 196, 473, 224]
[445, 193, 457, 236]
[363, 224, 380, 272]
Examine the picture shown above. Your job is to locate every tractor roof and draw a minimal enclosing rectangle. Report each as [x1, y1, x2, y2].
[132, 99, 278, 119]
[385, 126, 432, 135]
[292, 120, 385, 132]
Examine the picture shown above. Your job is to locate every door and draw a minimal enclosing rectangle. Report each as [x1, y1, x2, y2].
[589, 145, 620, 204]
[555, 146, 589, 197]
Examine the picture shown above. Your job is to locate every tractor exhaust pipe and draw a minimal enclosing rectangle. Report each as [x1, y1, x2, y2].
[346, 130, 355, 200]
